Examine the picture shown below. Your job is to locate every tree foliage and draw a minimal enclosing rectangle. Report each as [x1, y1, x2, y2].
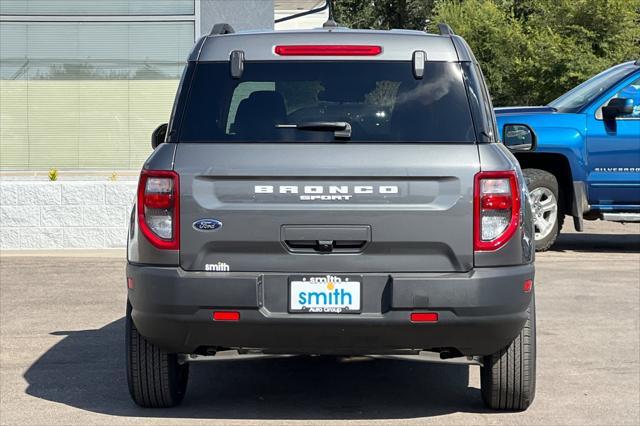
[333, 0, 435, 30]
[334, 0, 640, 106]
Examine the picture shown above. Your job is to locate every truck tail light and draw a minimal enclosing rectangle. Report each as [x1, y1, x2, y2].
[137, 170, 179, 250]
[474, 171, 520, 251]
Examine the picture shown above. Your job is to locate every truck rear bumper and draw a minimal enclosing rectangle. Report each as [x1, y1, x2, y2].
[127, 264, 534, 356]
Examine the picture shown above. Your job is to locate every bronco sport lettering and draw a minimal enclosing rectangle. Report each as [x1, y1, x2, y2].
[255, 184, 399, 201]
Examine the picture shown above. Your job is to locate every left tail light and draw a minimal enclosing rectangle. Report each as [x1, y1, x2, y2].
[474, 170, 520, 251]
[137, 169, 179, 250]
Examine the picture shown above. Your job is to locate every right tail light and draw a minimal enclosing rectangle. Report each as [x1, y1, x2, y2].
[474, 170, 520, 251]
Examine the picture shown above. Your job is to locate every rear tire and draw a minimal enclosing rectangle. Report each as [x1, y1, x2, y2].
[523, 168, 563, 251]
[126, 301, 189, 408]
[480, 295, 536, 411]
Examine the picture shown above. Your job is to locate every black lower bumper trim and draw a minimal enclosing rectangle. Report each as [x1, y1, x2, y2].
[127, 264, 534, 356]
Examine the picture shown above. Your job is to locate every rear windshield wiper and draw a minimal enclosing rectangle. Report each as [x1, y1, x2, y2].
[276, 121, 352, 140]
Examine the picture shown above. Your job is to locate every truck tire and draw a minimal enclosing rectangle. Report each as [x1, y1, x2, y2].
[126, 301, 189, 408]
[523, 168, 563, 251]
[480, 295, 536, 410]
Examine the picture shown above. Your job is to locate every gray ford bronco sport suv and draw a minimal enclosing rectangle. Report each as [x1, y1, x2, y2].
[126, 22, 536, 410]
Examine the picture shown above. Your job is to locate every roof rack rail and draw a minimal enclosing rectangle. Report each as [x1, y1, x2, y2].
[438, 23, 454, 36]
[210, 23, 235, 36]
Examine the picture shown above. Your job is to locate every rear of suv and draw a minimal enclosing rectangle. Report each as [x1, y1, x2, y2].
[126, 23, 536, 411]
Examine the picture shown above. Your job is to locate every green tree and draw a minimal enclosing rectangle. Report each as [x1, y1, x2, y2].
[433, 0, 640, 105]
[334, 0, 640, 106]
[334, 0, 435, 30]
[431, 0, 529, 105]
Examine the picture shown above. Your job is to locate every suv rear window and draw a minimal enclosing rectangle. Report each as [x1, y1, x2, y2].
[179, 61, 475, 143]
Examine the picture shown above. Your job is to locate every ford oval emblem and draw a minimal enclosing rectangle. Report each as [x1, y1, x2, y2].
[193, 219, 223, 232]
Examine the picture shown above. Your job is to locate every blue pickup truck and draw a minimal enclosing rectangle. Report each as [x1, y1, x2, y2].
[496, 60, 640, 250]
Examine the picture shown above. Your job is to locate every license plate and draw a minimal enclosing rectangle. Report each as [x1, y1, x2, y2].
[289, 275, 361, 313]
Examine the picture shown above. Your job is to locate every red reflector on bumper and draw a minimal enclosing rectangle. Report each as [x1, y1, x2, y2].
[127, 277, 134, 289]
[523, 279, 533, 293]
[411, 312, 438, 323]
[213, 311, 240, 321]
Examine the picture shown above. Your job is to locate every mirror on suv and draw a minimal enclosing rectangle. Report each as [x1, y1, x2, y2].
[602, 97, 634, 120]
[151, 123, 168, 149]
[502, 123, 537, 151]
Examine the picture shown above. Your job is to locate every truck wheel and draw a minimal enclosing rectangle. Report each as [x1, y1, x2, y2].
[126, 301, 189, 408]
[480, 295, 536, 410]
[523, 168, 563, 251]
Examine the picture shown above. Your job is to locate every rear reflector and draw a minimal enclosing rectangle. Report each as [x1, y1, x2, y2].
[411, 312, 439, 323]
[127, 277, 134, 289]
[275, 45, 382, 56]
[523, 279, 533, 293]
[213, 311, 240, 321]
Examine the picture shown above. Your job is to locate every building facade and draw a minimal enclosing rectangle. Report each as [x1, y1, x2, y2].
[0, 0, 328, 249]
[0, 0, 275, 170]
[275, 0, 327, 30]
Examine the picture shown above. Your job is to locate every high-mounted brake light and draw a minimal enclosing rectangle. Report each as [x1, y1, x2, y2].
[137, 170, 179, 250]
[474, 170, 520, 251]
[274, 45, 382, 56]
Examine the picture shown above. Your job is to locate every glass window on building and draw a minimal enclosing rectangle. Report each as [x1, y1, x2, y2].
[0, 1, 195, 170]
[0, 0, 194, 16]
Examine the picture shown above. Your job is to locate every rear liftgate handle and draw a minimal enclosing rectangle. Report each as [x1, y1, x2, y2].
[281, 225, 371, 254]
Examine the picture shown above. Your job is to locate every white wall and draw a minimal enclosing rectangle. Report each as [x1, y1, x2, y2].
[275, 8, 328, 30]
[0, 181, 136, 249]
[199, 0, 274, 35]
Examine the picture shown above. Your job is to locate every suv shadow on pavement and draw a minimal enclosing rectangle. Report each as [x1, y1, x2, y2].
[23, 318, 495, 420]
[551, 232, 640, 253]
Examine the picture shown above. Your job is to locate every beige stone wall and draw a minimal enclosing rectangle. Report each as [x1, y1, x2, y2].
[0, 180, 137, 249]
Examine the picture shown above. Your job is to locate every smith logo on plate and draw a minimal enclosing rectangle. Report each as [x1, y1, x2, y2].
[289, 275, 361, 313]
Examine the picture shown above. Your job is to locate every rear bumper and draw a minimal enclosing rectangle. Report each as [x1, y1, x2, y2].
[127, 264, 534, 356]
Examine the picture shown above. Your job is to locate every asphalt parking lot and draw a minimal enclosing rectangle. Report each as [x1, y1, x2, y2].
[1, 221, 638, 425]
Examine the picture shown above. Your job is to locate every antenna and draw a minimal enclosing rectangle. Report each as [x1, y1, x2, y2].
[323, 0, 338, 28]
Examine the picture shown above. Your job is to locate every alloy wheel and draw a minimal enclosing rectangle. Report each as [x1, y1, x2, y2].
[530, 187, 558, 241]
